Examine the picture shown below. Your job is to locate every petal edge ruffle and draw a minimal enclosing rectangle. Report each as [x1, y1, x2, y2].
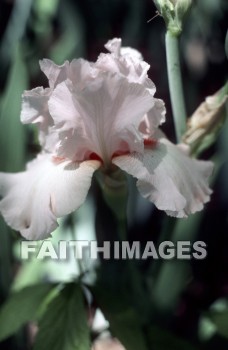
[113, 138, 213, 217]
[0, 155, 100, 239]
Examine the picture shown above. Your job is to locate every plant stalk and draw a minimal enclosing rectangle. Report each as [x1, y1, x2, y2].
[165, 30, 187, 142]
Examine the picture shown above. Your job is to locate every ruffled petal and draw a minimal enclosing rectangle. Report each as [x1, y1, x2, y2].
[39, 59, 69, 89]
[105, 38, 143, 61]
[147, 98, 166, 129]
[48, 80, 91, 160]
[48, 60, 100, 159]
[139, 99, 166, 137]
[50, 73, 155, 162]
[104, 38, 122, 56]
[69, 58, 99, 88]
[21, 87, 50, 125]
[96, 38, 155, 93]
[0, 154, 100, 239]
[48, 80, 78, 130]
[113, 138, 213, 217]
[96, 53, 154, 89]
[20, 87, 58, 152]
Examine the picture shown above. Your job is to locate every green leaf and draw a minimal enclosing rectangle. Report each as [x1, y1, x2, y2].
[147, 326, 199, 350]
[0, 46, 28, 172]
[49, 1, 85, 63]
[33, 283, 90, 350]
[92, 285, 148, 350]
[0, 218, 12, 298]
[0, 47, 28, 304]
[107, 307, 148, 350]
[210, 309, 228, 339]
[0, 283, 55, 341]
[225, 30, 228, 60]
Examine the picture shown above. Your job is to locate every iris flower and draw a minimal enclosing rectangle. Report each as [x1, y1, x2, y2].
[0, 39, 213, 240]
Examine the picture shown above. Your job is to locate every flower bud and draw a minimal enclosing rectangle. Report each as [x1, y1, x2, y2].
[154, 0, 192, 36]
[182, 84, 228, 156]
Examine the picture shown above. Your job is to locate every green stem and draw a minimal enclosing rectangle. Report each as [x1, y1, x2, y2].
[97, 171, 148, 320]
[225, 29, 228, 60]
[151, 213, 202, 313]
[0, 221, 12, 300]
[165, 30, 187, 142]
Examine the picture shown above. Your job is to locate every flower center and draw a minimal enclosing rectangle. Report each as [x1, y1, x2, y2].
[143, 138, 157, 148]
[89, 152, 103, 162]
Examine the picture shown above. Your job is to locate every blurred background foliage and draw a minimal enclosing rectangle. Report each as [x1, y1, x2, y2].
[0, 0, 227, 349]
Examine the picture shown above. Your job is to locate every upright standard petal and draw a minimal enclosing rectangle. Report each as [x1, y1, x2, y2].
[105, 38, 143, 61]
[69, 58, 99, 88]
[21, 87, 50, 125]
[48, 80, 91, 161]
[113, 138, 213, 217]
[104, 38, 122, 56]
[97, 38, 156, 94]
[39, 59, 69, 89]
[49, 72, 155, 163]
[20, 87, 58, 151]
[0, 155, 100, 239]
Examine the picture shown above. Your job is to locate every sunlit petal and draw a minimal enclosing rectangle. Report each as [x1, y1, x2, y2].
[39, 59, 69, 88]
[113, 138, 213, 217]
[0, 154, 100, 239]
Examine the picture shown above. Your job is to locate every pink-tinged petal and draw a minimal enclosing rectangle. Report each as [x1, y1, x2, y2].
[96, 52, 154, 90]
[48, 73, 155, 162]
[48, 80, 78, 130]
[39, 59, 69, 89]
[139, 99, 166, 137]
[49, 158, 101, 216]
[121, 46, 144, 61]
[20, 87, 58, 152]
[72, 73, 155, 161]
[21, 87, 51, 125]
[96, 53, 129, 79]
[97, 39, 155, 93]
[113, 138, 213, 217]
[69, 58, 99, 88]
[104, 38, 122, 56]
[0, 154, 100, 240]
[48, 80, 91, 160]
[147, 98, 166, 128]
[105, 38, 143, 61]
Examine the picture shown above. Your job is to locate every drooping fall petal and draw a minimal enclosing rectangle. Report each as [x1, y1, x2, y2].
[0, 155, 100, 239]
[113, 137, 213, 217]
